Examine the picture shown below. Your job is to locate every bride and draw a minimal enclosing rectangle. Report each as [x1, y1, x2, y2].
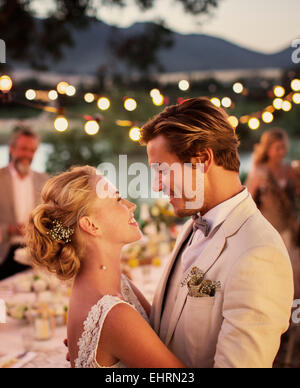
[26, 165, 185, 368]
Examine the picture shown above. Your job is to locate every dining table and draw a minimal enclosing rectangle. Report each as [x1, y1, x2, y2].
[0, 258, 168, 368]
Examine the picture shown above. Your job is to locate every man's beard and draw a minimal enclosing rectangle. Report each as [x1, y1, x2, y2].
[14, 158, 32, 175]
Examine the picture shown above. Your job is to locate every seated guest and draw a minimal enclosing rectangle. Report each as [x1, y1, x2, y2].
[0, 125, 49, 280]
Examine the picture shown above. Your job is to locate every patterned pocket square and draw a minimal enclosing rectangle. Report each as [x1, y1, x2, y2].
[181, 267, 221, 298]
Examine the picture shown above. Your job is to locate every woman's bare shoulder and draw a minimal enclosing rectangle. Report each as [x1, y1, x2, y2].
[103, 300, 144, 331]
[101, 301, 185, 368]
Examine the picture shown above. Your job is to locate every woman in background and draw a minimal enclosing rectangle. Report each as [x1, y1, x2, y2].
[246, 128, 300, 297]
[246, 128, 300, 367]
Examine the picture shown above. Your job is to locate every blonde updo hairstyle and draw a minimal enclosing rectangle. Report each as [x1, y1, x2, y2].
[26, 166, 99, 280]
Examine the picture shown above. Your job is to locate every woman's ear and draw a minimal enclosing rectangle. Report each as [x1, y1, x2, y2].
[78, 216, 101, 237]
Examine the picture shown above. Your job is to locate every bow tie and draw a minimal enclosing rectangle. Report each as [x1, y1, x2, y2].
[192, 214, 210, 237]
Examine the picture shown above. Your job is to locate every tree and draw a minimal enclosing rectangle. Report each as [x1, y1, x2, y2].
[108, 21, 174, 75]
[0, 0, 220, 71]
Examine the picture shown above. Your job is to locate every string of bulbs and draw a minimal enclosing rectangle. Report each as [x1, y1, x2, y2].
[1, 75, 300, 139]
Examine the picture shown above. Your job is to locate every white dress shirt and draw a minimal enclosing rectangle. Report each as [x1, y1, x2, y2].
[8, 163, 35, 244]
[159, 187, 249, 342]
[181, 187, 249, 271]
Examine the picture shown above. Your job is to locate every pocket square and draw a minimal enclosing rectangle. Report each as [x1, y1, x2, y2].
[181, 267, 221, 298]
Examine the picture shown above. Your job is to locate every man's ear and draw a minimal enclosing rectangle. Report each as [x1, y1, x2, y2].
[191, 149, 214, 173]
[78, 216, 101, 237]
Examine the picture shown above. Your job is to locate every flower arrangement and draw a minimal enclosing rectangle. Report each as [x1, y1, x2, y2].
[181, 267, 221, 298]
[149, 199, 177, 231]
[122, 200, 182, 269]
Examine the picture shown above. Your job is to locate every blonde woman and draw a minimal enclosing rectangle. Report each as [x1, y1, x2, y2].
[246, 128, 300, 297]
[26, 166, 185, 368]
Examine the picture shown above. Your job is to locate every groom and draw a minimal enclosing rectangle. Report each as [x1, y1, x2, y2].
[141, 97, 294, 368]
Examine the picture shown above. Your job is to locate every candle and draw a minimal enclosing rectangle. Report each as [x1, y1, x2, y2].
[34, 318, 51, 340]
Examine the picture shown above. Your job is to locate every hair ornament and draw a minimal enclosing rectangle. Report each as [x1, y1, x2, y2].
[47, 220, 74, 243]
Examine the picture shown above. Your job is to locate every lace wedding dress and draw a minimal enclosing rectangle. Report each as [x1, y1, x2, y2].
[75, 274, 149, 368]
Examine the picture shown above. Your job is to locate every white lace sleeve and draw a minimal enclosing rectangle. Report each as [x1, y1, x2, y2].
[75, 295, 133, 368]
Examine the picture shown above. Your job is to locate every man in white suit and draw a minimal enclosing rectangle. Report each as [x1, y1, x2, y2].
[0, 126, 49, 279]
[141, 97, 294, 368]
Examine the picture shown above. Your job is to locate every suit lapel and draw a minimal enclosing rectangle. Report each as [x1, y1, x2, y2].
[151, 219, 193, 333]
[164, 227, 227, 346]
[164, 194, 258, 346]
[32, 172, 41, 205]
[1, 167, 16, 221]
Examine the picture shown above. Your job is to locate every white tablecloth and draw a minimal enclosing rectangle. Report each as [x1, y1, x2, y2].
[0, 259, 168, 368]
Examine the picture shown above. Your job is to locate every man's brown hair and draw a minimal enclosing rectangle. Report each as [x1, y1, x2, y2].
[141, 97, 240, 173]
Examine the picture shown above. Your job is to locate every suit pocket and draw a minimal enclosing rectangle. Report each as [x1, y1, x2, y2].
[182, 295, 216, 365]
[186, 295, 216, 306]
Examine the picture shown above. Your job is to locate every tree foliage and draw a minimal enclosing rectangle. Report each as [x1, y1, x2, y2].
[109, 22, 174, 74]
[0, 0, 220, 71]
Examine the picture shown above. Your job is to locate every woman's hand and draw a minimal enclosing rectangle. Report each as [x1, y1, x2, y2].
[64, 338, 71, 362]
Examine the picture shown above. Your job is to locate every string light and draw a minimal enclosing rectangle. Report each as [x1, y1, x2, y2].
[178, 80, 190, 91]
[152, 94, 164, 106]
[116, 120, 133, 127]
[262, 111, 274, 124]
[0, 75, 13, 92]
[233, 82, 244, 94]
[150, 89, 161, 98]
[84, 120, 100, 136]
[282, 100, 292, 112]
[273, 86, 285, 98]
[240, 115, 249, 124]
[66, 85, 76, 97]
[210, 97, 221, 108]
[25, 89, 36, 101]
[84, 93, 95, 103]
[248, 118, 260, 130]
[48, 90, 58, 101]
[129, 127, 141, 142]
[292, 93, 300, 104]
[57, 82, 69, 95]
[54, 116, 69, 132]
[3, 76, 299, 139]
[228, 116, 239, 128]
[291, 79, 300, 92]
[124, 98, 137, 111]
[273, 98, 283, 110]
[265, 105, 275, 113]
[97, 97, 110, 111]
[222, 97, 232, 108]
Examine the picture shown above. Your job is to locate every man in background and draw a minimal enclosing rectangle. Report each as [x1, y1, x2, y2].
[0, 126, 49, 280]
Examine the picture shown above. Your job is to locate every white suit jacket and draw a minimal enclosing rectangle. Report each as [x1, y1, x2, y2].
[150, 194, 294, 368]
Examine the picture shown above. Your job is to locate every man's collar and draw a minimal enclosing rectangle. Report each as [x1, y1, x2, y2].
[8, 162, 33, 179]
[193, 187, 249, 237]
